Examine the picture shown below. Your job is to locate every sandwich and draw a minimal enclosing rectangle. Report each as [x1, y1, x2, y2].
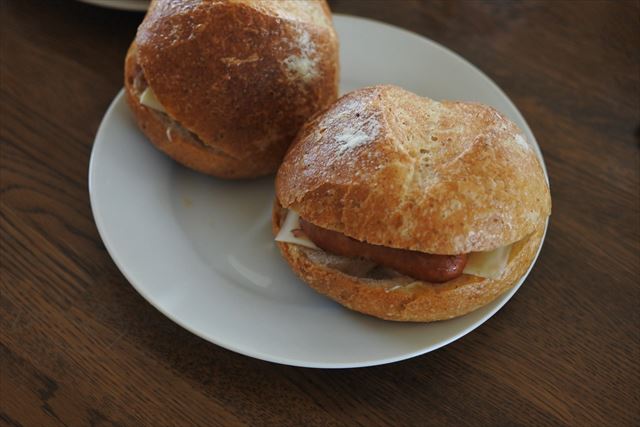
[124, 0, 339, 179]
[273, 85, 551, 322]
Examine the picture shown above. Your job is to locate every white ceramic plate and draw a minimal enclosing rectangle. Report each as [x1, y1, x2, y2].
[90, 15, 548, 368]
[76, 0, 149, 12]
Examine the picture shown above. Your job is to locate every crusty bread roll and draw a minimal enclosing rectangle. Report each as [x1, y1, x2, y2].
[274, 85, 551, 322]
[125, 0, 339, 179]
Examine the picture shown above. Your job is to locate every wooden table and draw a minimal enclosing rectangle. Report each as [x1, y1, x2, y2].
[1, 0, 638, 425]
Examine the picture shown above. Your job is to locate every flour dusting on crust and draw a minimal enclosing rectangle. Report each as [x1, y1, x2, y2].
[335, 125, 378, 154]
[299, 89, 383, 174]
[323, 96, 382, 154]
[284, 29, 318, 82]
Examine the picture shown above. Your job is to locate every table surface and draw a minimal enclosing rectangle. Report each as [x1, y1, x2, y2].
[1, 0, 639, 425]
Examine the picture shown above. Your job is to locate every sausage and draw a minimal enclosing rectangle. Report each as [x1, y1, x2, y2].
[299, 219, 468, 283]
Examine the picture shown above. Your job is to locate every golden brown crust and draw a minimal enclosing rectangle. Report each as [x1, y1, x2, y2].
[276, 85, 551, 253]
[273, 202, 546, 322]
[125, 44, 273, 178]
[128, 0, 339, 178]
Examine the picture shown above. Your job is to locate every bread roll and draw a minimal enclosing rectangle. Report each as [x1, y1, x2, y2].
[274, 85, 551, 321]
[125, 0, 339, 178]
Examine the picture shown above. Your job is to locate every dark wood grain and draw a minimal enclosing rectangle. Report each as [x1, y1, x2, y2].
[1, 0, 638, 425]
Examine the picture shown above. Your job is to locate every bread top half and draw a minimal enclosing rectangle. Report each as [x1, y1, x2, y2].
[135, 0, 338, 160]
[276, 85, 551, 255]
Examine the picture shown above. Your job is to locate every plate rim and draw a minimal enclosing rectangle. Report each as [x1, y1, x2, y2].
[89, 14, 549, 368]
[76, 0, 149, 12]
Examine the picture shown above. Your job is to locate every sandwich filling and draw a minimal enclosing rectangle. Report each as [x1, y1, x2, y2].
[130, 61, 197, 142]
[130, 65, 235, 158]
[299, 219, 467, 282]
[139, 87, 166, 112]
[276, 210, 513, 282]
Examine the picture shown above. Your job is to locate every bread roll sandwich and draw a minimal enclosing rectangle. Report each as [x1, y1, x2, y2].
[273, 85, 551, 322]
[125, 0, 339, 179]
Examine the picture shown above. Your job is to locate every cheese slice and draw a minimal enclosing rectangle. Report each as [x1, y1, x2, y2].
[275, 210, 318, 249]
[463, 244, 512, 279]
[274, 209, 512, 279]
[139, 87, 166, 112]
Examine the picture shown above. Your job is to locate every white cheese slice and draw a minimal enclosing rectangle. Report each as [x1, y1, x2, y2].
[275, 209, 512, 279]
[139, 87, 166, 112]
[275, 210, 318, 249]
[463, 244, 512, 279]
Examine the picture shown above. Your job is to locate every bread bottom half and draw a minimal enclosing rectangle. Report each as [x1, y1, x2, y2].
[273, 202, 545, 322]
